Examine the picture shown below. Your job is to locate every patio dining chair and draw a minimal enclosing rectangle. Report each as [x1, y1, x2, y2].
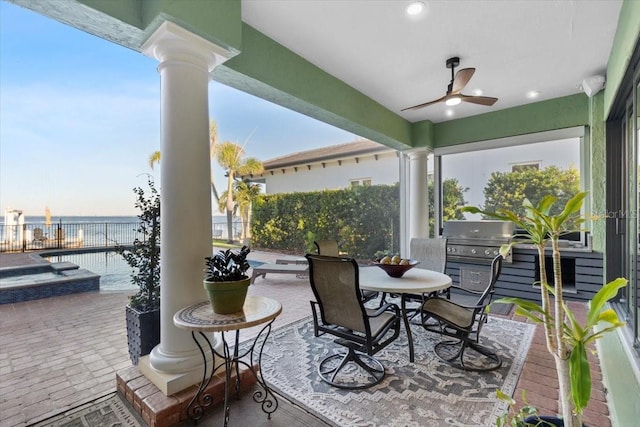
[33, 227, 46, 242]
[380, 238, 448, 312]
[306, 253, 402, 389]
[314, 239, 378, 303]
[313, 239, 339, 257]
[420, 254, 503, 371]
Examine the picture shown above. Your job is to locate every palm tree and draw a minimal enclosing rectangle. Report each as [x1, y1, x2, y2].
[148, 119, 221, 202]
[215, 141, 264, 243]
[234, 180, 262, 240]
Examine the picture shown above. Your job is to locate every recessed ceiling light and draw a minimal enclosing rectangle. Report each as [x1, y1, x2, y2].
[445, 96, 462, 106]
[406, 2, 426, 16]
[445, 109, 454, 117]
[472, 89, 483, 96]
[527, 90, 541, 99]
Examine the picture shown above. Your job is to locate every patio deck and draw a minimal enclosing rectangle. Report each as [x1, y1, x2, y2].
[0, 250, 611, 426]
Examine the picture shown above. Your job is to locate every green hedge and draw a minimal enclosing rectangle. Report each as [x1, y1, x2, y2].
[251, 184, 400, 259]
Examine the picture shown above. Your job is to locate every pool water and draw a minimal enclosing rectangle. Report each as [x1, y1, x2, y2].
[45, 251, 135, 291]
[0, 272, 63, 288]
[43, 252, 265, 292]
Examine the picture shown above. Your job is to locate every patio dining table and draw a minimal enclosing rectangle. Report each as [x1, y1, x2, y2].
[358, 266, 452, 362]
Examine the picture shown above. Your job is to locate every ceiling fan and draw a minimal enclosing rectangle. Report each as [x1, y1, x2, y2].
[401, 57, 498, 111]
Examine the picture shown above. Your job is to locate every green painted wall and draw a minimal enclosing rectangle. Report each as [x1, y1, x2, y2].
[433, 94, 589, 148]
[213, 24, 412, 150]
[139, 0, 241, 53]
[604, 0, 640, 118]
[80, 0, 143, 28]
[411, 120, 435, 148]
[589, 92, 606, 252]
[596, 321, 640, 426]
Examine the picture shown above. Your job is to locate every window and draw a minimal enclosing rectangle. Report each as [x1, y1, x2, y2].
[350, 178, 372, 187]
[436, 137, 582, 224]
[607, 49, 640, 354]
[511, 162, 540, 172]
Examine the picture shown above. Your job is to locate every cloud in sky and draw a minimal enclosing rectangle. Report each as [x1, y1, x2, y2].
[0, 2, 355, 217]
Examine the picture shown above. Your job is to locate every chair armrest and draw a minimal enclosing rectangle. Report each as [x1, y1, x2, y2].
[445, 285, 482, 298]
[368, 302, 400, 318]
[423, 296, 487, 313]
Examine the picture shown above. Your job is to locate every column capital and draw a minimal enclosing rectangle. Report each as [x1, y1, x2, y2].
[141, 21, 233, 72]
[405, 147, 431, 160]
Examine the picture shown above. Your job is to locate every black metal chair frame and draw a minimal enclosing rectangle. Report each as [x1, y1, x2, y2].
[420, 254, 503, 372]
[384, 238, 449, 316]
[314, 239, 378, 304]
[306, 254, 402, 389]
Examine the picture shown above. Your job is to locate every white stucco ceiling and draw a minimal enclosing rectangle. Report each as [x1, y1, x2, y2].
[242, 0, 623, 124]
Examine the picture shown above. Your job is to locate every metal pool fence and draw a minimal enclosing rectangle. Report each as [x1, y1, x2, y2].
[0, 222, 141, 252]
[0, 219, 243, 252]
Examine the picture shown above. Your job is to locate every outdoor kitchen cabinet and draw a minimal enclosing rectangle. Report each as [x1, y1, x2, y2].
[444, 247, 604, 303]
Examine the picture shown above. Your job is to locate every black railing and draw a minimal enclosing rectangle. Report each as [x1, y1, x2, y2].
[0, 222, 141, 253]
[0, 220, 244, 253]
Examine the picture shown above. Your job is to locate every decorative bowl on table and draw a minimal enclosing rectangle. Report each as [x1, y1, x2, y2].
[374, 259, 419, 278]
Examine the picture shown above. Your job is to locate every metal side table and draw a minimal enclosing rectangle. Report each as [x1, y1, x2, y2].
[174, 295, 282, 426]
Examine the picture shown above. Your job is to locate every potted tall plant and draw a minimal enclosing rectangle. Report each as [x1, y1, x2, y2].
[461, 192, 627, 427]
[203, 246, 251, 314]
[117, 177, 161, 365]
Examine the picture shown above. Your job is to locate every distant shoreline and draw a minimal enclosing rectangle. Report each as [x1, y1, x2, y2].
[14, 215, 230, 224]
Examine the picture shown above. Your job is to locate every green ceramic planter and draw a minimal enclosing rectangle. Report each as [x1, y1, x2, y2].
[203, 277, 251, 314]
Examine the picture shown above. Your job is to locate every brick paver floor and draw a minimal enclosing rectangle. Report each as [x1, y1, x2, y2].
[0, 250, 612, 426]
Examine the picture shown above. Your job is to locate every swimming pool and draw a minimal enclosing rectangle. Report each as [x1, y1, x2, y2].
[45, 251, 136, 292]
[1, 251, 266, 303]
[43, 251, 265, 292]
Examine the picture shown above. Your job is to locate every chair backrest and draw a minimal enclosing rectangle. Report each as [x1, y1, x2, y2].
[410, 238, 447, 273]
[475, 255, 503, 308]
[55, 228, 65, 240]
[305, 254, 367, 333]
[314, 239, 340, 257]
[33, 228, 44, 239]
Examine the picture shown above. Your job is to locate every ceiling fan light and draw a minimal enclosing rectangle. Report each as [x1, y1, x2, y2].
[445, 96, 462, 106]
[406, 2, 426, 16]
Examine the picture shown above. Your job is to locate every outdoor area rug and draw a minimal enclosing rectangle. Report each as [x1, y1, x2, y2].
[260, 315, 535, 427]
[31, 392, 143, 427]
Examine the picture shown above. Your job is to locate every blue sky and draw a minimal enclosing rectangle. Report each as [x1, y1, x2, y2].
[0, 2, 355, 216]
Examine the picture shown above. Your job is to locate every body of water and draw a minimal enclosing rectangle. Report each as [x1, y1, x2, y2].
[1, 215, 240, 252]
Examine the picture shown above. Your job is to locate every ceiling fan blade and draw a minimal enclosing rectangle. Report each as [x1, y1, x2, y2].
[401, 94, 448, 111]
[460, 95, 498, 106]
[451, 68, 475, 93]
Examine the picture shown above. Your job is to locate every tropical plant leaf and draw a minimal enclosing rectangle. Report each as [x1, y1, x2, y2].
[586, 278, 627, 328]
[570, 341, 591, 413]
[556, 191, 587, 226]
[495, 388, 515, 405]
[563, 303, 585, 342]
[535, 194, 557, 216]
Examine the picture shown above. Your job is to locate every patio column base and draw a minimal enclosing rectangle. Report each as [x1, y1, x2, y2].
[117, 361, 257, 426]
[138, 355, 203, 396]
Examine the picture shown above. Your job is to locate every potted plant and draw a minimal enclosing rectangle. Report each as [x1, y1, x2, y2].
[461, 192, 627, 427]
[203, 246, 251, 314]
[117, 177, 161, 365]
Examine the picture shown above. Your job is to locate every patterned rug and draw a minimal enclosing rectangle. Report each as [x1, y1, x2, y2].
[260, 315, 535, 427]
[31, 393, 143, 427]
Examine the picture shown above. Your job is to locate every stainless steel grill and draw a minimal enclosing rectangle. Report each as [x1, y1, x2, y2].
[442, 220, 514, 263]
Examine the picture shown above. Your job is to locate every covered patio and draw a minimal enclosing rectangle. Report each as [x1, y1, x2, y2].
[0, 249, 608, 426]
[3, 1, 640, 426]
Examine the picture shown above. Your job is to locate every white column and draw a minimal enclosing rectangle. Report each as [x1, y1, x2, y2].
[408, 149, 429, 240]
[139, 22, 232, 395]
